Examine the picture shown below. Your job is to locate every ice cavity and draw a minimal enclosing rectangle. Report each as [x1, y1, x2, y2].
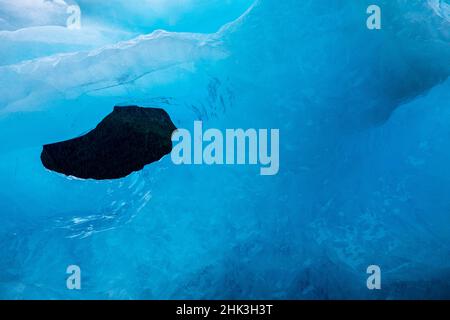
[0, 29, 227, 114]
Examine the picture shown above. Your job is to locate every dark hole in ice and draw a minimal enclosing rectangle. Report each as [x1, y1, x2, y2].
[41, 106, 177, 180]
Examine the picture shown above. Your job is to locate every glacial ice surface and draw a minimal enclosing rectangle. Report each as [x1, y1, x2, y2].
[0, 0, 450, 299]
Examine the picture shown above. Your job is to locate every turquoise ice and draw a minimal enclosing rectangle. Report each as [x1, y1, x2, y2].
[0, 0, 449, 299]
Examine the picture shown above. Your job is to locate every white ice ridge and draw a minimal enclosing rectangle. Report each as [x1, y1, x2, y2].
[0, 29, 228, 113]
[0, 2, 257, 114]
[428, 0, 450, 22]
[217, 0, 259, 36]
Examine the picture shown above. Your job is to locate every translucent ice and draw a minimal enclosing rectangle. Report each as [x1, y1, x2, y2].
[0, 0, 450, 300]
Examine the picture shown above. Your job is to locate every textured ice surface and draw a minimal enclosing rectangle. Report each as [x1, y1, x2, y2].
[0, 29, 226, 113]
[0, 26, 133, 66]
[0, 0, 450, 299]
